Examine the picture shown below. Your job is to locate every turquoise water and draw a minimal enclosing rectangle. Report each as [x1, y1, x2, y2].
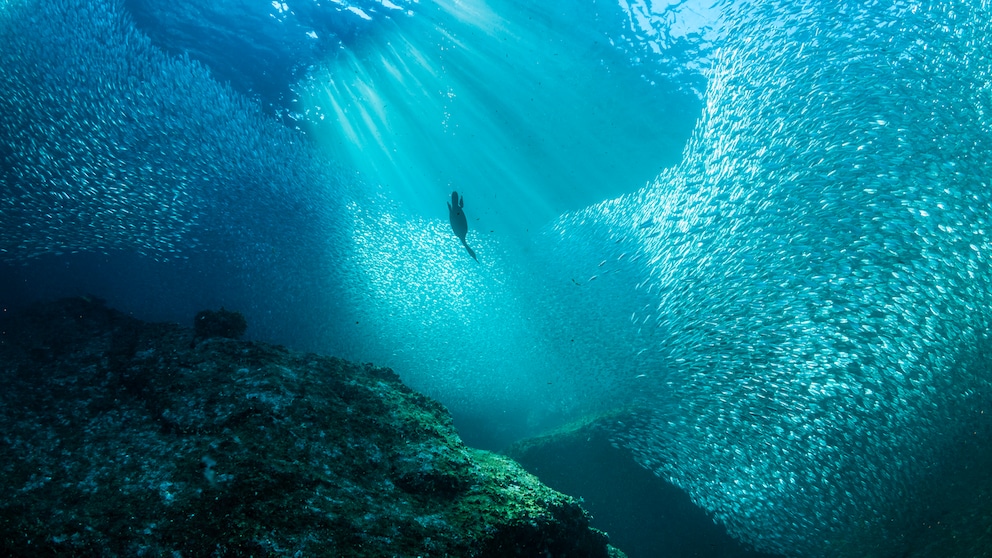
[2, 0, 992, 555]
[296, 1, 699, 230]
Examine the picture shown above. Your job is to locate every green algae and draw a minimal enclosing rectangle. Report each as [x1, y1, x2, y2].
[0, 297, 622, 557]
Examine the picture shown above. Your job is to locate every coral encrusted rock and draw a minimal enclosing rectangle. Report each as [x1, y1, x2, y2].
[0, 297, 623, 557]
[193, 307, 248, 341]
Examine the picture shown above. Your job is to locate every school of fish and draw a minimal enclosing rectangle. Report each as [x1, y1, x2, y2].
[547, 0, 992, 554]
[0, 0, 348, 263]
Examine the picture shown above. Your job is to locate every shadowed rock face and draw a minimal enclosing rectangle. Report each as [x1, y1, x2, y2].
[505, 413, 785, 558]
[505, 409, 992, 558]
[0, 297, 622, 558]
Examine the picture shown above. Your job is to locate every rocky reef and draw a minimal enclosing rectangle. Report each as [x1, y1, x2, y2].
[0, 297, 622, 557]
[506, 410, 992, 558]
[505, 413, 783, 558]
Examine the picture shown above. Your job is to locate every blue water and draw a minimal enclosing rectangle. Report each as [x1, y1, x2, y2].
[3, 0, 992, 555]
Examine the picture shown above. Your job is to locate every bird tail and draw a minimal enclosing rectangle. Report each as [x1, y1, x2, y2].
[461, 239, 478, 261]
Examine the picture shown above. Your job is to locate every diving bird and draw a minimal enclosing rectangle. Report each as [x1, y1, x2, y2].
[447, 191, 478, 261]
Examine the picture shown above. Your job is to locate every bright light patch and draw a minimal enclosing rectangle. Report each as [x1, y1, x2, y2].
[299, 0, 695, 238]
[346, 6, 373, 20]
[620, 0, 720, 41]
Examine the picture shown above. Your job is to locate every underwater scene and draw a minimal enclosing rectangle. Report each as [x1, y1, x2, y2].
[2, 0, 992, 556]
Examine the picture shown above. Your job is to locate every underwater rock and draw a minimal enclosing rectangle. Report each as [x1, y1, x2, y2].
[0, 297, 623, 557]
[505, 411, 783, 558]
[193, 307, 248, 341]
[507, 409, 992, 558]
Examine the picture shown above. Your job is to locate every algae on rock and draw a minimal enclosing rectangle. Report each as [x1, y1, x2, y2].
[0, 297, 622, 557]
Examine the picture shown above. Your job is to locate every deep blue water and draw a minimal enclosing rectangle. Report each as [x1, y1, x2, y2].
[3, 0, 992, 555]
